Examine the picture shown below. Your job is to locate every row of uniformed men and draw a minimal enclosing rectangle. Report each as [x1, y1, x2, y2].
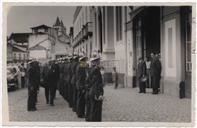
[27, 53, 104, 122]
[57, 54, 104, 121]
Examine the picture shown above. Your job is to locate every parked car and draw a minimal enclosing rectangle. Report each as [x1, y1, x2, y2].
[7, 67, 18, 90]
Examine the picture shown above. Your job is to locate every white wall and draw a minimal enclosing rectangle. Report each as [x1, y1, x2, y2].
[29, 34, 49, 48]
[29, 50, 47, 59]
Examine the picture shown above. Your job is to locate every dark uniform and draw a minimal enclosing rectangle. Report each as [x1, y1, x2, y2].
[151, 57, 162, 94]
[58, 61, 64, 96]
[85, 66, 93, 121]
[76, 61, 87, 118]
[71, 57, 79, 112]
[67, 60, 73, 107]
[63, 61, 68, 101]
[88, 66, 104, 121]
[42, 63, 50, 104]
[46, 62, 59, 105]
[27, 61, 40, 111]
[137, 59, 146, 93]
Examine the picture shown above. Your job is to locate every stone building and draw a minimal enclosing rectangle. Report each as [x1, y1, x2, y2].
[127, 6, 194, 98]
[28, 24, 54, 61]
[72, 6, 194, 98]
[7, 33, 30, 63]
[52, 17, 71, 59]
[72, 7, 93, 58]
[28, 18, 71, 61]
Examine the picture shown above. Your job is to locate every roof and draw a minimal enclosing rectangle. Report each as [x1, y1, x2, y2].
[31, 24, 51, 29]
[54, 17, 61, 26]
[29, 38, 48, 49]
[29, 44, 46, 50]
[9, 33, 31, 43]
[60, 20, 64, 27]
[12, 45, 26, 53]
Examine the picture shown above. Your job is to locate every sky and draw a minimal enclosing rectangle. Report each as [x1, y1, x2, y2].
[7, 6, 76, 36]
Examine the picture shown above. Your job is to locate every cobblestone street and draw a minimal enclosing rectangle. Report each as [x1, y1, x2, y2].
[8, 85, 191, 122]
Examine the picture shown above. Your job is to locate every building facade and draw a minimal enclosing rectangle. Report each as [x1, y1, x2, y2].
[28, 24, 54, 61]
[28, 18, 71, 61]
[72, 6, 195, 98]
[126, 6, 194, 98]
[72, 7, 93, 58]
[52, 17, 71, 59]
[7, 33, 30, 63]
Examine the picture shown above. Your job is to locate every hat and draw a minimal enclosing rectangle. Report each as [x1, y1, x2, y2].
[90, 51, 100, 62]
[78, 52, 83, 57]
[79, 56, 87, 61]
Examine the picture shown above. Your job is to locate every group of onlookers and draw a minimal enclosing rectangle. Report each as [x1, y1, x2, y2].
[7, 62, 27, 89]
[137, 53, 162, 94]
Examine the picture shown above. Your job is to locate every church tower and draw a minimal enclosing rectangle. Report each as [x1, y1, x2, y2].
[53, 17, 66, 36]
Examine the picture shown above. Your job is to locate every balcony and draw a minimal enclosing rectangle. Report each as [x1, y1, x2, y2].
[72, 30, 83, 47]
[72, 22, 93, 48]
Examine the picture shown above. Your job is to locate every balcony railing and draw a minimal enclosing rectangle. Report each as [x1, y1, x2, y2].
[72, 22, 93, 48]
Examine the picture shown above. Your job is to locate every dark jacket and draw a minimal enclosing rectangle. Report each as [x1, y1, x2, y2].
[137, 61, 146, 78]
[48, 63, 60, 84]
[152, 58, 162, 77]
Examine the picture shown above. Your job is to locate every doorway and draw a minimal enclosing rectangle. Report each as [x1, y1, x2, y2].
[133, 7, 161, 87]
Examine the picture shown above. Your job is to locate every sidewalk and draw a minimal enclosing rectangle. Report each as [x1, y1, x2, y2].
[8, 84, 191, 122]
[102, 84, 191, 122]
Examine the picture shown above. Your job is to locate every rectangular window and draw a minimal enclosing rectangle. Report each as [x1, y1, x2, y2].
[23, 54, 25, 60]
[168, 28, 173, 68]
[116, 7, 122, 41]
[13, 53, 16, 59]
[19, 53, 21, 60]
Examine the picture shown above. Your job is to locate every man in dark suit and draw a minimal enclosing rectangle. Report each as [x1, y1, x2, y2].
[151, 54, 162, 94]
[27, 60, 40, 111]
[137, 57, 146, 93]
[71, 55, 79, 112]
[42, 62, 50, 104]
[47, 60, 60, 106]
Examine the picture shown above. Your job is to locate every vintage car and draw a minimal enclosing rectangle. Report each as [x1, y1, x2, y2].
[7, 67, 18, 90]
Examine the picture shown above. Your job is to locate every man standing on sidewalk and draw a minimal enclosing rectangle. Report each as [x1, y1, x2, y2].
[151, 54, 162, 94]
[113, 67, 118, 89]
[137, 57, 146, 93]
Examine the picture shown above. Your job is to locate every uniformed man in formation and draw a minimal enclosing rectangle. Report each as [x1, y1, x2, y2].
[27, 59, 40, 111]
[26, 52, 104, 121]
[57, 52, 104, 121]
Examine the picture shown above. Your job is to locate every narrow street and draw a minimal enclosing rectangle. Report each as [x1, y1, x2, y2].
[8, 84, 191, 122]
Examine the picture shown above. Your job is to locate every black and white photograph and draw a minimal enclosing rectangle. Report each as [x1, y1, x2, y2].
[2, 3, 196, 126]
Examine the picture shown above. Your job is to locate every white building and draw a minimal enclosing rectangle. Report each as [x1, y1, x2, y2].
[28, 24, 54, 61]
[72, 7, 93, 58]
[28, 18, 71, 61]
[72, 6, 194, 98]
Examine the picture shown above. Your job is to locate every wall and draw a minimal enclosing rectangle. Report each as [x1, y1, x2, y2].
[113, 7, 127, 87]
[29, 34, 50, 48]
[29, 50, 47, 59]
[161, 7, 182, 97]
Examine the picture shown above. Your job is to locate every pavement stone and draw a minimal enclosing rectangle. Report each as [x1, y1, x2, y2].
[8, 84, 191, 122]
